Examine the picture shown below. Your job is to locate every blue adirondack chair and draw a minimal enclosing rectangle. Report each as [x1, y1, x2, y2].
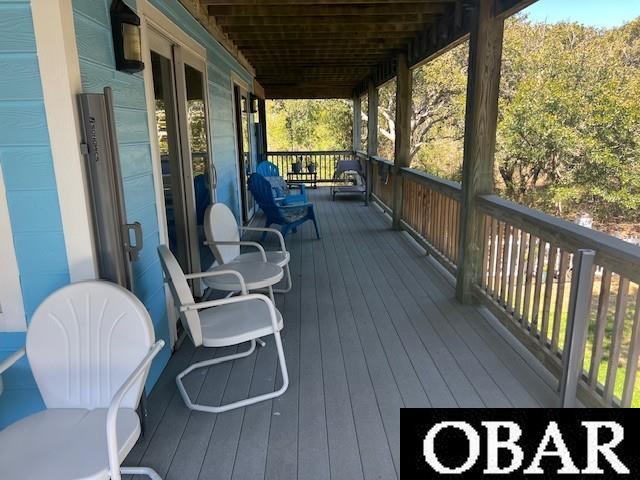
[256, 160, 307, 205]
[249, 173, 320, 240]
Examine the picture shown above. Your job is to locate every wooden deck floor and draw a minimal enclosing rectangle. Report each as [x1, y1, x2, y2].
[125, 189, 557, 480]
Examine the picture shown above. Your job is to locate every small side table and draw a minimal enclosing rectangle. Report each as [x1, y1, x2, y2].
[287, 171, 318, 189]
[203, 261, 284, 302]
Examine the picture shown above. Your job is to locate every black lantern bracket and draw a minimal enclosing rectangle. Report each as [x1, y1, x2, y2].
[111, 0, 145, 74]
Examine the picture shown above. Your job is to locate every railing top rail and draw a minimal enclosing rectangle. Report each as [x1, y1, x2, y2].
[368, 155, 394, 167]
[266, 150, 353, 155]
[401, 167, 462, 200]
[478, 194, 640, 283]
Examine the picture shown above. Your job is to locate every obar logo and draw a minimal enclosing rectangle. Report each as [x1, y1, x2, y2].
[401, 409, 638, 478]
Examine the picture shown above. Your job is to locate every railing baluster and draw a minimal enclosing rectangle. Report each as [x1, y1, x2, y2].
[552, 251, 570, 352]
[522, 236, 537, 329]
[589, 269, 612, 386]
[506, 227, 519, 312]
[604, 277, 630, 405]
[531, 240, 546, 336]
[514, 230, 527, 322]
[499, 223, 511, 305]
[621, 289, 640, 407]
[540, 244, 557, 345]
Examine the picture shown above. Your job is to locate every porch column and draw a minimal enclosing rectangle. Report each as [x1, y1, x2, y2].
[391, 52, 412, 230]
[353, 95, 362, 152]
[456, 0, 505, 304]
[366, 79, 378, 205]
[258, 98, 268, 162]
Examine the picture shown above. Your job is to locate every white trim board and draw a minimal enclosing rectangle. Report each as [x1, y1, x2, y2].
[31, 0, 98, 282]
[0, 165, 27, 332]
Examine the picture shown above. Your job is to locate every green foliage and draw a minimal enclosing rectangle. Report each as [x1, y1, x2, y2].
[411, 16, 640, 225]
[496, 17, 640, 222]
[266, 99, 352, 151]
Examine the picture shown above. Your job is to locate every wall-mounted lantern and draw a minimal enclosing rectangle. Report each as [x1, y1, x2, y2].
[250, 94, 260, 114]
[111, 0, 144, 73]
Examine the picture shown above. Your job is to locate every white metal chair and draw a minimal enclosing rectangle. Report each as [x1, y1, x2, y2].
[158, 245, 289, 413]
[204, 203, 293, 293]
[0, 281, 165, 480]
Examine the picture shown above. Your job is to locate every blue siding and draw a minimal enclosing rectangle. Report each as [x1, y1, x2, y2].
[0, 1, 67, 429]
[71, 0, 170, 389]
[0, 0, 254, 430]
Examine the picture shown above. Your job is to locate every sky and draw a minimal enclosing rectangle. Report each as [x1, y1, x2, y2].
[525, 0, 640, 28]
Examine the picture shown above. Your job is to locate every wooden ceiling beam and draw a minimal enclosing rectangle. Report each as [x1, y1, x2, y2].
[208, 3, 446, 16]
[177, 0, 255, 76]
[203, 0, 455, 4]
[241, 47, 395, 54]
[234, 38, 408, 47]
[215, 14, 431, 26]
[222, 24, 424, 33]
[228, 31, 416, 39]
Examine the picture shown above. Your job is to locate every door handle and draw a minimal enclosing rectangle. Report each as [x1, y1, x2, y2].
[123, 222, 143, 261]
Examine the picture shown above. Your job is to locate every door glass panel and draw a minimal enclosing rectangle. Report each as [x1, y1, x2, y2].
[235, 89, 255, 223]
[151, 50, 190, 271]
[184, 63, 213, 270]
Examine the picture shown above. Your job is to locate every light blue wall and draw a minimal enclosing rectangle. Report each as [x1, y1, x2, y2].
[0, 0, 68, 428]
[69, 0, 255, 388]
[0, 0, 253, 430]
[71, 0, 172, 389]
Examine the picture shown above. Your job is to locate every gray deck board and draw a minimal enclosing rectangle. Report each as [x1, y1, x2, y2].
[125, 189, 558, 479]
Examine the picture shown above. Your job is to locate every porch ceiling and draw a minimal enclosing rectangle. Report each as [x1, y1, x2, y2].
[196, 0, 536, 98]
[200, 0, 460, 98]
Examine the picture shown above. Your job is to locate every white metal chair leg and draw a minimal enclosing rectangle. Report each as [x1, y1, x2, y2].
[176, 334, 288, 413]
[120, 466, 162, 479]
[273, 264, 292, 294]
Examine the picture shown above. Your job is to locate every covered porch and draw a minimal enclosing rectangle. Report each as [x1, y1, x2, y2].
[1, 0, 639, 478]
[124, 189, 557, 479]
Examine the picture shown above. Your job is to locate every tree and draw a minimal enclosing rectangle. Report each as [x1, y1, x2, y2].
[266, 99, 352, 151]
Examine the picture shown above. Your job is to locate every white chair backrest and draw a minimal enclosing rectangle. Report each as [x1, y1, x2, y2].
[157, 245, 203, 347]
[26, 281, 155, 410]
[204, 203, 240, 264]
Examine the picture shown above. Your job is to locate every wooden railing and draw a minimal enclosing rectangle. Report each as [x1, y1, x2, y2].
[401, 168, 461, 273]
[365, 154, 640, 408]
[266, 150, 353, 183]
[369, 156, 393, 210]
[477, 195, 640, 408]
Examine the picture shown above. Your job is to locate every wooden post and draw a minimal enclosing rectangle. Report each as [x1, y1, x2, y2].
[258, 98, 268, 162]
[455, 0, 505, 304]
[392, 52, 411, 230]
[353, 95, 361, 153]
[366, 79, 378, 205]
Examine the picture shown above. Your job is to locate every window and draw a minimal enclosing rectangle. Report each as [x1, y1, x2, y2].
[0, 164, 26, 332]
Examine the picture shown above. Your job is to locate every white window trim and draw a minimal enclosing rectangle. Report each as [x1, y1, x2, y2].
[0, 165, 26, 332]
[31, 0, 98, 281]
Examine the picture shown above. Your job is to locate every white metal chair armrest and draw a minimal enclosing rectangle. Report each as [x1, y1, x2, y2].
[0, 348, 25, 375]
[204, 240, 267, 262]
[106, 340, 164, 480]
[240, 226, 287, 252]
[184, 269, 248, 295]
[181, 293, 280, 332]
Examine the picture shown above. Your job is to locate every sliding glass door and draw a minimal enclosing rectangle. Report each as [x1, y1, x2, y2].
[148, 30, 214, 283]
